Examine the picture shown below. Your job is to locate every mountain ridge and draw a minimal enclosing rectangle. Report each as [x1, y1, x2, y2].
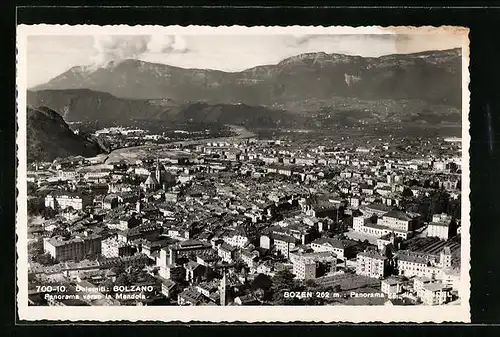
[32, 48, 462, 81]
[32, 48, 462, 108]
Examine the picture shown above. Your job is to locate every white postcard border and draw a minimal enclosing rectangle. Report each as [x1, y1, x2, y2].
[16, 24, 471, 323]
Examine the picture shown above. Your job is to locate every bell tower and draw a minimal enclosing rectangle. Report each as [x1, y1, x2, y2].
[155, 157, 162, 186]
[219, 268, 227, 306]
[136, 188, 142, 214]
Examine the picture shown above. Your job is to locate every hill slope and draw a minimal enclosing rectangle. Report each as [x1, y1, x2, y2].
[27, 106, 104, 162]
[27, 88, 461, 128]
[32, 49, 462, 108]
[26, 89, 305, 127]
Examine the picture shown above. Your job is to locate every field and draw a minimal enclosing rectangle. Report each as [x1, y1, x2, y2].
[316, 273, 381, 291]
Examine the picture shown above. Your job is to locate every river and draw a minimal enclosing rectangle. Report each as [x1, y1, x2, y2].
[104, 125, 256, 164]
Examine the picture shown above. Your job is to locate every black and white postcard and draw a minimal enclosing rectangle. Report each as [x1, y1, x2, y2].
[16, 25, 470, 322]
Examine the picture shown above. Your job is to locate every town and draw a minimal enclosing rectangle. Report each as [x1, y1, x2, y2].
[26, 129, 463, 307]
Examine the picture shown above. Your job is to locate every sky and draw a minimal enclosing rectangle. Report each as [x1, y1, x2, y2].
[26, 33, 464, 88]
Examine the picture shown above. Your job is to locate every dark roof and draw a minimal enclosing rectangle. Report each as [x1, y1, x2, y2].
[312, 238, 357, 250]
[219, 242, 237, 252]
[179, 287, 204, 303]
[273, 234, 297, 244]
[358, 250, 386, 260]
[383, 210, 413, 221]
[365, 203, 393, 212]
[428, 222, 449, 227]
[179, 239, 211, 249]
[397, 253, 428, 264]
[185, 261, 202, 271]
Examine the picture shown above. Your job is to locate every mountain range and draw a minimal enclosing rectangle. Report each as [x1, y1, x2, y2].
[26, 106, 104, 162]
[32, 48, 462, 108]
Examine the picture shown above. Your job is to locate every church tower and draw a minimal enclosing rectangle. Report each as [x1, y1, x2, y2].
[136, 188, 142, 214]
[155, 158, 162, 186]
[219, 268, 227, 306]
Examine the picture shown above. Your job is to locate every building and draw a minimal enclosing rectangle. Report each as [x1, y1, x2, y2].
[273, 234, 298, 259]
[223, 228, 249, 248]
[353, 215, 413, 240]
[310, 238, 357, 260]
[44, 192, 92, 210]
[421, 282, 452, 305]
[184, 261, 205, 283]
[353, 214, 374, 231]
[291, 252, 337, 280]
[260, 234, 272, 250]
[293, 257, 317, 280]
[350, 197, 360, 208]
[432, 213, 453, 224]
[219, 269, 228, 306]
[43, 235, 102, 261]
[159, 263, 185, 281]
[161, 279, 178, 299]
[116, 215, 142, 231]
[428, 222, 449, 239]
[379, 210, 421, 232]
[437, 267, 461, 291]
[381, 277, 403, 296]
[167, 240, 213, 265]
[360, 203, 394, 217]
[143, 175, 159, 191]
[439, 247, 453, 269]
[413, 276, 433, 298]
[356, 250, 388, 279]
[101, 237, 135, 258]
[358, 222, 412, 240]
[217, 242, 237, 263]
[397, 253, 438, 279]
[241, 249, 260, 268]
[196, 281, 219, 299]
[102, 194, 119, 210]
[377, 233, 401, 252]
[428, 214, 457, 240]
[177, 287, 204, 306]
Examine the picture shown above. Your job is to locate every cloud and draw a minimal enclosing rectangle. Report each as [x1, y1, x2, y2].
[292, 34, 411, 46]
[91, 35, 189, 68]
[147, 35, 189, 53]
[91, 35, 149, 67]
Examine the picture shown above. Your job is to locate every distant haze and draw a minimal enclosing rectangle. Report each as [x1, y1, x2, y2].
[27, 34, 463, 88]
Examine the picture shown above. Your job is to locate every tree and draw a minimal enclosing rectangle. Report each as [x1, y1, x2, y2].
[271, 269, 300, 304]
[335, 233, 347, 240]
[446, 197, 461, 220]
[111, 265, 126, 275]
[429, 190, 450, 218]
[402, 187, 413, 199]
[33, 253, 57, 266]
[305, 279, 317, 288]
[27, 182, 38, 196]
[115, 273, 132, 287]
[42, 207, 57, 219]
[423, 180, 431, 189]
[27, 199, 43, 216]
[251, 273, 273, 301]
[28, 239, 44, 256]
